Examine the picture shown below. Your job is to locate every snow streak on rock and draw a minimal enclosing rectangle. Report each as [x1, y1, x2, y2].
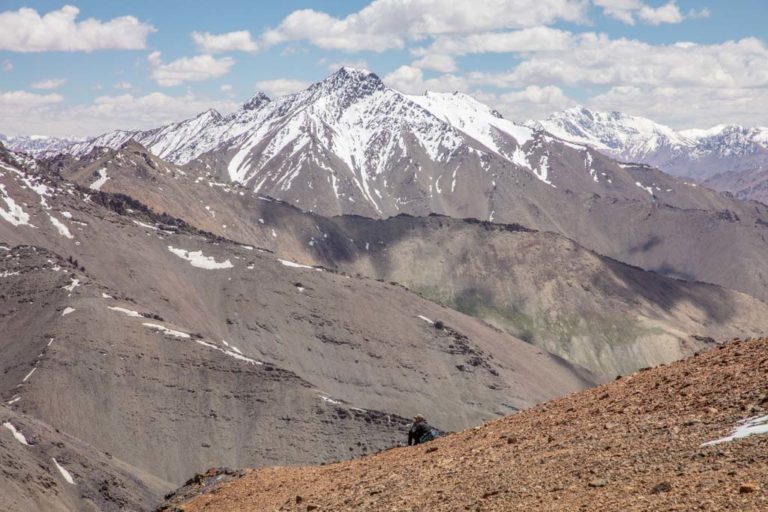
[3, 422, 30, 445]
[168, 246, 233, 269]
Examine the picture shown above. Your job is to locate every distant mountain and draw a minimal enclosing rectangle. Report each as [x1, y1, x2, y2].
[20, 69, 768, 306]
[47, 140, 768, 378]
[527, 107, 768, 180]
[704, 166, 768, 205]
[0, 133, 86, 158]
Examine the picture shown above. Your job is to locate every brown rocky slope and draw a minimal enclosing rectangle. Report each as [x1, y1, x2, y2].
[165, 338, 768, 511]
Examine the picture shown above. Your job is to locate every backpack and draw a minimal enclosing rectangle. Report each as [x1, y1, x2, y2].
[419, 428, 440, 444]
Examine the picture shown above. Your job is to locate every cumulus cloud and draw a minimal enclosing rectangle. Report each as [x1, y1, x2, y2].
[383, 65, 469, 94]
[492, 85, 577, 120]
[260, 0, 589, 51]
[594, 0, 704, 26]
[412, 54, 457, 73]
[1, 91, 238, 137]
[31, 78, 66, 90]
[254, 79, 311, 97]
[588, 86, 768, 129]
[415, 27, 575, 56]
[191, 30, 258, 53]
[466, 35, 768, 90]
[0, 5, 155, 52]
[0, 90, 63, 115]
[320, 59, 370, 72]
[148, 52, 235, 86]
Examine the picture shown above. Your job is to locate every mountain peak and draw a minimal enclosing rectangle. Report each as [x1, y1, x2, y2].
[243, 92, 271, 111]
[313, 67, 385, 97]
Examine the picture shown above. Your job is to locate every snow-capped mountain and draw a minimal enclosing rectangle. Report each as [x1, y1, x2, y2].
[0, 133, 86, 158]
[528, 107, 768, 180]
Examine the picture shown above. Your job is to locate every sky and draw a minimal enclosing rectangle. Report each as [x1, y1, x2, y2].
[1, 0, 767, 137]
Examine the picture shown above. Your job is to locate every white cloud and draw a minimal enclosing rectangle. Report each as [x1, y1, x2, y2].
[31, 78, 66, 90]
[0, 5, 155, 52]
[467, 35, 768, 89]
[321, 59, 370, 72]
[261, 0, 589, 51]
[254, 79, 311, 97]
[114, 81, 133, 90]
[412, 54, 457, 72]
[416, 27, 574, 56]
[594, 0, 698, 26]
[476, 86, 577, 121]
[383, 65, 469, 94]
[192, 30, 258, 53]
[1, 91, 238, 137]
[148, 52, 235, 87]
[2, 60, 12, 72]
[221, 84, 234, 94]
[588, 86, 768, 129]
[0, 90, 63, 112]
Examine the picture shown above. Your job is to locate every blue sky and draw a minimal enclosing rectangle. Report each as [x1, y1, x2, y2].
[1, 1, 767, 136]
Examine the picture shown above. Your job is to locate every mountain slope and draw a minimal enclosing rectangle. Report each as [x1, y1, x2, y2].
[47, 141, 768, 377]
[705, 166, 768, 205]
[33, 72, 768, 309]
[529, 107, 768, 180]
[0, 143, 596, 509]
[163, 337, 768, 512]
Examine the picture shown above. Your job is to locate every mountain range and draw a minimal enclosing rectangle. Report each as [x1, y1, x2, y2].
[2, 68, 768, 510]
[5, 75, 768, 200]
[527, 107, 768, 190]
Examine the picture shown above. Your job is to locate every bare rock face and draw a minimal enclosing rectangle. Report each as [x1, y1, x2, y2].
[162, 338, 768, 512]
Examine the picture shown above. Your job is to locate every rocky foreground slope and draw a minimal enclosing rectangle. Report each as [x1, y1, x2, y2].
[164, 337, 768, 511]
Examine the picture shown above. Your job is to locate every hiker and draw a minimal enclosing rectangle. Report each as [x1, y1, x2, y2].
[408, 415, 440, 445]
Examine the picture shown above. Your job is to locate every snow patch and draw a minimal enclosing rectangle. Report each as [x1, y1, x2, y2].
[168, 246, 233, 269]
[3, 422, 29, 445]
[320, 395, 342, 405]
[279, 259, 314, 270]
[108, 306, 143, 317]
[63, 278, 79, 294]
[417, 315, 434, 325]
[22, 367, 36, 382]
[49, 215, 73, 239]
[0, 184, 31, 226]
[142, 323, 191, 339]
[89, 168, 110, 191]
[702, 414, 768, 446]
[52, 458, 75, 485]
[61, 307, 75, 316]
[132, 220, 158, 230]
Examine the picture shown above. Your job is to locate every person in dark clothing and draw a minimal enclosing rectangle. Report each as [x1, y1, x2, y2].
[408, 415, 439, 445]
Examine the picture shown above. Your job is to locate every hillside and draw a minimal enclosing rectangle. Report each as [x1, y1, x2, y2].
[0, 143, 596, 510]
[163, 337, 768, 512]
[30, 72, 768, 311]
[705, 167, 768, 206]
[46, 141, 768, 377]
